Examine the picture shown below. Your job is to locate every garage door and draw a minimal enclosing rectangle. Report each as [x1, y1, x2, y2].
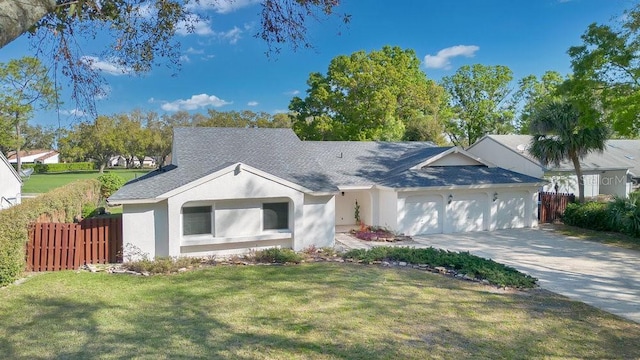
[401, 195, 443, 235]
[496, 192, 526, 229]
[448, 193, 487, 233]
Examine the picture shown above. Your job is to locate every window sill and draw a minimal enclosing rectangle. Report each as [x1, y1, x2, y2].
[181, 232, 292, 247]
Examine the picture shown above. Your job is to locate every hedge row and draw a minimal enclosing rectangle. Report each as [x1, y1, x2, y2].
[34, 162, 95, 173]
[0, 179, 101, 286]
[563, 193, 640, 238]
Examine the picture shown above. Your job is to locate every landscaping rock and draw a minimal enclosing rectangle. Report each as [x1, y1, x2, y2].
[434, 266, 447, 274]
[398, 261, 408, 267]
[178, 267, 188, 273]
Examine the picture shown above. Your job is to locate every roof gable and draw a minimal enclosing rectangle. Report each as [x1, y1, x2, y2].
[411, 147, 493, 169]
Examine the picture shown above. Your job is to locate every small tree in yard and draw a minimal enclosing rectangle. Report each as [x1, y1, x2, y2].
[528, 100, 609, 203]
[0, 57, 57, 174]
[97, 173, 126, 199]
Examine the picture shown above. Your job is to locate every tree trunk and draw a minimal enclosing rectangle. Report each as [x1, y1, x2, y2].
[15, 114, 21, 175]
[0, 0, 56, 48]
[571, 154, 585, 203]
[99, 162, 106, 174]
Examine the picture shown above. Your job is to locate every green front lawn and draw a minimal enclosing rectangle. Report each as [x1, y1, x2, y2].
[21, 169, 150, 193]
[1, 263, 638, 359]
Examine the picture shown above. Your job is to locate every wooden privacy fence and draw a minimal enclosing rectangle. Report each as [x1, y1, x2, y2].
[27, 216, 123, 272]
[539, 192, 575, 224]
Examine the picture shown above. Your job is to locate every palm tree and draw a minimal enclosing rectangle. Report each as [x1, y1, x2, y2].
[528, 100, 609, 203]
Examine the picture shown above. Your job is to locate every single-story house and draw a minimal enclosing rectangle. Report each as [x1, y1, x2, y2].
[109, 155, 156, 168]
[108, 128, 544, 259]
[6, 149, 59, 164]
[467, 135, 640, 198]
[0, 152, 22, 210]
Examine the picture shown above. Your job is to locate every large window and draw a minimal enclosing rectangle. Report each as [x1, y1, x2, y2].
[183, 206, 212, 235]
[263, 202, 289, 230]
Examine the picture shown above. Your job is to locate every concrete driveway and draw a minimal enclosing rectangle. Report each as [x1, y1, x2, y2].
[337, 227, 640, 323]
[411, 228, 640, 323]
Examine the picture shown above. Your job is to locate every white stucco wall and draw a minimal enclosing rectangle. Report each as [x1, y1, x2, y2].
[0, 161, 21, 210]
[599, 170, 629, 198]
[300, 195, 335, 249]
[121, 201, 169, 260]
[467, 140, 544, 179]
[377, 189, 398, 230]
[335, 190, 372, 226]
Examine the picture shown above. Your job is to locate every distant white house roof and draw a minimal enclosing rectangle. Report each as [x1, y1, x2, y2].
[6, 149, 59, 164]
[469, 135, 640, 177]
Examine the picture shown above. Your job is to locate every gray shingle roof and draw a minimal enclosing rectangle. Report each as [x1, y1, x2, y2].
[380, 166, 544, 188]
[110, 128, 544, 202]
[479, 135, 640, 176]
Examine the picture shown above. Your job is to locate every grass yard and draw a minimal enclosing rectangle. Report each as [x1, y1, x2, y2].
[21, 169, 151, 194]
[1, 263, 639, 359]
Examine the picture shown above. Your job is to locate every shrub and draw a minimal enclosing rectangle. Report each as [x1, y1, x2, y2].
[97, 173, 126, 199]
[123, 256, 202, 274]
[608, 193, 640, 238]
[343, 246, 537, 288]
[253, 247, 303, 264]
[34, 162, 95, 173]
[0, 179, 101, 286]
[563, 202, 611, 231]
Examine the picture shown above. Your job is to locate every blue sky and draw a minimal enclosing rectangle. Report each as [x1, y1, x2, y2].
[0, 0, 633, 129]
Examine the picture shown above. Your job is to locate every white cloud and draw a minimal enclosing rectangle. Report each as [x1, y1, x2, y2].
[60, 108, 87, 117]
[187, 0, 259, 13]
[247, 101, 258, 106]
[179, 55, 191, 63]
[424, 45, 480, 69]
[176, 14, 214, 36]
[161, 93, 231, 111]
[186, 47, 204, 54]
[218, 26, 243, 44]
[284, 90, 300, 96]
[81, 56, 132, 76]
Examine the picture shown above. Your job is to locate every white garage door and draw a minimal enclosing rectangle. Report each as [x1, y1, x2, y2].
[496, 192, 526, 229]
[448, 193, 486, 233]
[401, 195, 443, 235]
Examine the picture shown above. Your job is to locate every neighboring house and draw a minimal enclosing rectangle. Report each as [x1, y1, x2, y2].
[108, 128, 544, 259]
[0, 152, 22, 210]
[109, 155, 156, 168]
[467, 135, 640, 198]
[6, 149, 60, 164]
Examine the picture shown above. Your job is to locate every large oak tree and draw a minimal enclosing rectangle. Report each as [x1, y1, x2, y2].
[441, 64, 516, 147]
[289, 46, 449, 142]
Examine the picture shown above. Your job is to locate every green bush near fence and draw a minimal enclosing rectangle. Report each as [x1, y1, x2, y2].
[563, 202, 612, 231]
[0, 179, 101, 287]
[563, 192, 640, 239]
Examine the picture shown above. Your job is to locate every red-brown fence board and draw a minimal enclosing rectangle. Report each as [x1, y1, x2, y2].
[538, 192, 575, 224]
[27, 216, 123, 272]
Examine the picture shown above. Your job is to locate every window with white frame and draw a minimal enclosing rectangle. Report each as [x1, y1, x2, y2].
[183, 206, 212, 235]
[263, 202, 289, 230]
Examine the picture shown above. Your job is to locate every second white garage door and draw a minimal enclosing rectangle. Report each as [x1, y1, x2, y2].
[447, 193, 487, 233]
